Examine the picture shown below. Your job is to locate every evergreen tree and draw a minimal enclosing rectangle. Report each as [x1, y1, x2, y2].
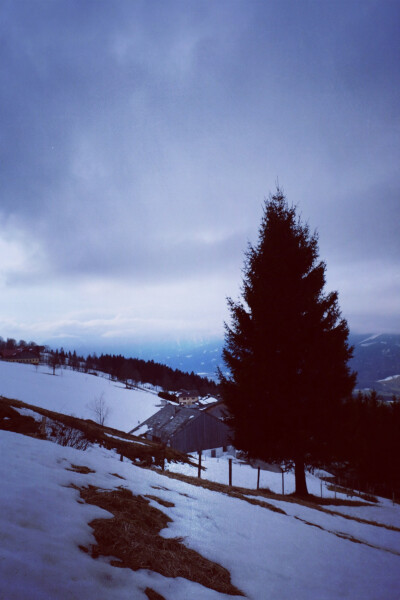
[220, 189, 355, 495]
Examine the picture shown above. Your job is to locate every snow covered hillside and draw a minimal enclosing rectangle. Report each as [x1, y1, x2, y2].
[0, 362, 161, 432]
[1, 359, 400, 599]
[0, 430, 399, 600]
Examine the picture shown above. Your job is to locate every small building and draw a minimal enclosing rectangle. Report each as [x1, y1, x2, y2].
[0, 348, 40, 365]
[178, 392, 199, 407]
[129, 404, 232, 454]
[202, 400, 228, 420]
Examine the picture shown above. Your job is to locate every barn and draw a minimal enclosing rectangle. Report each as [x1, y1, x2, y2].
[129, 404, 232, 454]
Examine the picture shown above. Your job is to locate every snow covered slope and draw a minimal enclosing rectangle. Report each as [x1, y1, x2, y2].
[0, 361, 161, 432]
[0, 430, 399, 600]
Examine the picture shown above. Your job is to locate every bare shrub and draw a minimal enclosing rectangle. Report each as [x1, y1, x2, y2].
[49, 421, 91, 450]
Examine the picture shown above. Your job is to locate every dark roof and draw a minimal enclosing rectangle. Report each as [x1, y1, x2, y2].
[129, 404, 201, 439]
[0, 348, 40, 359]
[202, 401, 228, 419]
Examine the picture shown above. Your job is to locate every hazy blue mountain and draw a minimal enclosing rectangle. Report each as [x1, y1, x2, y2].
[45, 332, 400, 395]
[348, 333, 400, 394]
[151, 333, 400, 395]
[151, 339, 224, 381]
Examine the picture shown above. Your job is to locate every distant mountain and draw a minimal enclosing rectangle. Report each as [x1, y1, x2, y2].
[150, 339, 224, 382]
[156, 333, 400, 396]
[348, 333, 400, 395]
[44, 331, 400, 396]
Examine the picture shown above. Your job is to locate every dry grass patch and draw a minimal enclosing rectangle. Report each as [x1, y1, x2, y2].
[161, 468, 397, 525]
[293, 515, 400, 556]
[77, 485, 244, 596]
[161, 470, 286, 514]
[66, 464, 96, 474]
[326, 483, 378, 503]
[110, 472, 126, 480]
[271, 493, 400, 532]
[145, 495, 175, 508]
[0, 396, 193, 468]
[0, 403, 41, 437]
[145, 588, 166, 600]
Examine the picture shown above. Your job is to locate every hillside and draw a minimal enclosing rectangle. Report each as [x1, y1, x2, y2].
[1, 423, 399, 599]
[0, 361, 400, 599]
[348, 333, 400, 394]
[0, 361, 161, 432]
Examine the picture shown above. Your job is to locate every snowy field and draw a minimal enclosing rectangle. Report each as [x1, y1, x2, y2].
[0, 430, 399, 600]
[167, 452, 335, 496]
[0, 362, 161, 431]
[1, 360, 400, 599]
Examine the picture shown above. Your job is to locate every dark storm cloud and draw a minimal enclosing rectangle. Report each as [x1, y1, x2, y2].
[0, 0, 399, 334]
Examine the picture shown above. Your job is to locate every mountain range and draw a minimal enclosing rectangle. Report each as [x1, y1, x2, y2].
[150, 333, 400, 397]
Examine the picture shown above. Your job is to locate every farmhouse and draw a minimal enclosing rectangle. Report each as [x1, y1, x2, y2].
[0, 348, 40, 365]
[178, 392, 199, 406]
[129, 404, 232, 454]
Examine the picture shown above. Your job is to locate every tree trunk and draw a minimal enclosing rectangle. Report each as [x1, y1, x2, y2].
[294, 458, 309, 496]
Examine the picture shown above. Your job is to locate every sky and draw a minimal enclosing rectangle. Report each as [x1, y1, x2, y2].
[0, 0, 399, 354]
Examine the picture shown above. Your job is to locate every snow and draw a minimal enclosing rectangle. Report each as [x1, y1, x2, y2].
[378, 374, 400, 382]
[103, 433, 147, 445]
[167, 453, 344, 497]
[0, 430, 399, 600]
[1, 360, 400, 599]
[0, 362, 161, 432]
[198, 396, 219, 405]
[359, 334, 382, 345]
[133, 423, 150, 436]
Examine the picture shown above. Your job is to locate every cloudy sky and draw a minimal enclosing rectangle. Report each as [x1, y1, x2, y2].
[0, 0, 399, 353]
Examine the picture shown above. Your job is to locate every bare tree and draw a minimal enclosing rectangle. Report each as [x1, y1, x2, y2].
[87, 393, 110, 426]
[48, 351, 60, 376]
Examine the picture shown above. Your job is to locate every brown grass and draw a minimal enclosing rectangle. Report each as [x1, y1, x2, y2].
[66, 464, 96, 474]
[110, 472, 126, 480]
[293, 515, 400, 556]
[160, 468, 400, 532]
[145, 495, 175, 508]
[145, 589, 166, 600]
[161, 470, 286, 514]
[326, 483, 378, 503]
[0, 395, 194, 468]
[0, 403, 41, 436]
[76, 484, 244, 596]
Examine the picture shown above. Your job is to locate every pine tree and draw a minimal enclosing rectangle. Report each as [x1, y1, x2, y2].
[220, 189, 356, 495]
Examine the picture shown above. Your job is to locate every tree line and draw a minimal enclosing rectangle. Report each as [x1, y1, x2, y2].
[0, 337, 43, 352]
[337, 390, 400, 498]
[46, 348, 218, 396]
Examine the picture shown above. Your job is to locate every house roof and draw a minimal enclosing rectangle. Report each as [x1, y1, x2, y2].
[0, 348, 40, 359]
[129, 404, 202, 440]
[201, 401, 228, 420]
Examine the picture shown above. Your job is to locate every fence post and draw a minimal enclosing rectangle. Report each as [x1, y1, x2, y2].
[40, 416, 47, 436]
[257, 466, 260, 490]
[281, 470, 284, 495]
[198, 450, 202, 479]
[229, 458, 232, 486]
[320, 481, 323, 498]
